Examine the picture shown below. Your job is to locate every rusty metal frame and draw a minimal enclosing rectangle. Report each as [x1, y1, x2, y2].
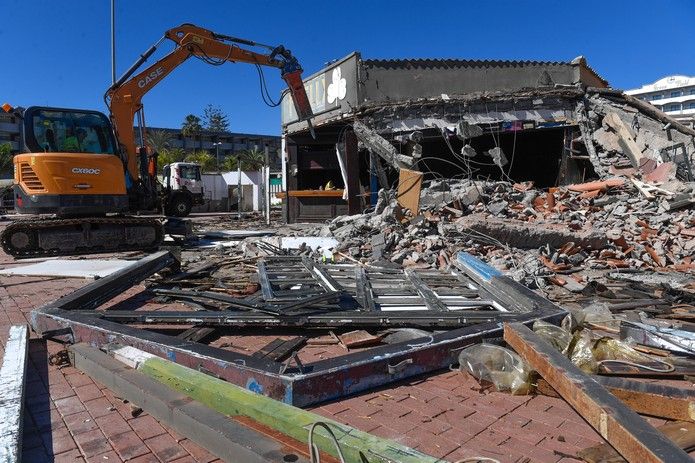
[30, 251, 565, 407]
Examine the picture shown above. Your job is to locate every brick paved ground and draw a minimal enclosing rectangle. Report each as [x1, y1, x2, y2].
[0, 240, 222, 463]
[0, 223, 691, 462]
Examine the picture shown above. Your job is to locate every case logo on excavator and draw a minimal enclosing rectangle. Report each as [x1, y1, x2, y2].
[72, 167, 101, 175]
[138, 67, 164, 88]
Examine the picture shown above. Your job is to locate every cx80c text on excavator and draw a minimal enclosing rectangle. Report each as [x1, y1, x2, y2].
[1, 23, 314, 258]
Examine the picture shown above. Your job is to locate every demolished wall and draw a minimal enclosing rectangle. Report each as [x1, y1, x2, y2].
[353, 86, 695, 188]
[583, 88, 695, 182]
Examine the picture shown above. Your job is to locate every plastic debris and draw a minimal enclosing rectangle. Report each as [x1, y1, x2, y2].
[458, 343, 532, 395]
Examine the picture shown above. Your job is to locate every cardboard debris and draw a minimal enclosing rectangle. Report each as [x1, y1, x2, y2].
[396, 168, 424, 214]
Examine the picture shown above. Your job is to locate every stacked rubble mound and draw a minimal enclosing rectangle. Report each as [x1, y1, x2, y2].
[309, 87, 695, 295]
[313, 176, 695, 290]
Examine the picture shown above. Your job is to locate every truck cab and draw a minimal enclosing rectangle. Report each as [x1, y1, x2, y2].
[161, 162, 204, 216]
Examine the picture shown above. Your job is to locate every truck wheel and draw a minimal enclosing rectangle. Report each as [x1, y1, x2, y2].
[168, 194, 192, 217]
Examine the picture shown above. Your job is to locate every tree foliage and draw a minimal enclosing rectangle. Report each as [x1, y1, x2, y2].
[181, 114, 202, 149]
[203, 104, 229, 134]
[239, 148, 266, 170]
[219, 148, 267, 172]
[146, 129, 173, 154]
[184, 150, 217, 172]
[220, 155, 238, 172]
[0, 143, 13, 173]
[156, 148, 187, 174]
[181, 114, 202, 136]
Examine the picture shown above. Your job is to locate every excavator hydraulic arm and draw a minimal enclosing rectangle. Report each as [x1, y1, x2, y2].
[106, 24, 314, 182]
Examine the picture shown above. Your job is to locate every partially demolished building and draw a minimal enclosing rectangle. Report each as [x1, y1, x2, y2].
[280, 53, 695, 223]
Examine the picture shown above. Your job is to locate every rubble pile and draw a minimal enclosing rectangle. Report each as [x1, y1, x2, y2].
[313, 175, 695, 290]
[585, 90, 695, 180]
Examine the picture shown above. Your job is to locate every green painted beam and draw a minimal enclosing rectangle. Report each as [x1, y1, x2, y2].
[115, 347, 444, 463]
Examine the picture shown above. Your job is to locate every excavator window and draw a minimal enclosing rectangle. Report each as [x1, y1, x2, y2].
[23, 107, 118, 155]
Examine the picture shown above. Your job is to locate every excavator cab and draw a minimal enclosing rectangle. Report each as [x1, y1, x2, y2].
[13, 106, 128, 216]
[25, 108, 117, 154]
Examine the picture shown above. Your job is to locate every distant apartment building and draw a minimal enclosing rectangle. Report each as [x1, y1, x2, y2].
[144, 127, 282, 170]
[0, 111, 21, 152]
[0, 109, 281, 169]
[625, 75, 695, 128]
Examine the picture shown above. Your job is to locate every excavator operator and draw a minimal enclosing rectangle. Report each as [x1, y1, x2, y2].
[61, 127, 88, 152]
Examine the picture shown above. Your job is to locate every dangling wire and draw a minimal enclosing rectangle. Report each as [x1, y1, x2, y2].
[255, 64, 282, 107]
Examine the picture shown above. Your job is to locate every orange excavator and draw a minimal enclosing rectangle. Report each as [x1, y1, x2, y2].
[1, 24, 313, 257]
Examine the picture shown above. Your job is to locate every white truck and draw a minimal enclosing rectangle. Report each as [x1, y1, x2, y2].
[161, 162, 205, 216]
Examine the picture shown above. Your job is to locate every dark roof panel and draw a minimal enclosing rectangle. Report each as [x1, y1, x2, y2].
[362, 56, 609, 87]
[362, 58, 571, 70]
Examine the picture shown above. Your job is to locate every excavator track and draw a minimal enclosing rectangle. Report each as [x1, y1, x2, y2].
[1, 216, 163, 258]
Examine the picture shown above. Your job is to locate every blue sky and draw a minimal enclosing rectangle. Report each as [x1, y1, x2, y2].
[2, 0, 694, 135]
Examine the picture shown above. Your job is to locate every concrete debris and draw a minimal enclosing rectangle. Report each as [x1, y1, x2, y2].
[308, 174, 695, 293]
[353, 120, 414, 169]
[585, 90, 695, 181]
[7, 208, 695, 462]
[488, 147, 508, 167]
[461, 143, 477, 158]
[456, 120, 484, 140]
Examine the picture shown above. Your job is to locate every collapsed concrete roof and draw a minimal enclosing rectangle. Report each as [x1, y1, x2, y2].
[347, 86, 695, 185]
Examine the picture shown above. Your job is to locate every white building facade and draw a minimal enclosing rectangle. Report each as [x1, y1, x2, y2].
[626, 75, 695, 128]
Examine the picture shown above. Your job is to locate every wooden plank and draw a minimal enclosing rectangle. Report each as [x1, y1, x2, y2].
[578, 421, 695, 463]
[595, 377, 695, 422]
[536, 376, 695, 422]
[114, 346, 441, 463]
[338, 330, 382, 349]
[252, 338, 286, 359]
[252, 337, 306, 362]
[397, 168, 423, 214]
[275, 190, 345, 198]
[504, 322, 692, 463]
[0, 325, 28, 463]
[177, 327, 217, 343]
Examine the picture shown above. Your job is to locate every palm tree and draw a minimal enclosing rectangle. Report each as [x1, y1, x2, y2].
[220, 155, 238, 172]
[184, 150, 216, 172]
[145, 129, 173, 154]
[239, 148, 265, 170]
[157, 148, 187, 174]
[181, 114, 202, 151]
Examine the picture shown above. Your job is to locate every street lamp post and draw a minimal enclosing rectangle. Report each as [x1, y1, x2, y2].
[213, 142, 222, 169]
[264, 144, 270, 225]
[237, 152, 242, 220]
